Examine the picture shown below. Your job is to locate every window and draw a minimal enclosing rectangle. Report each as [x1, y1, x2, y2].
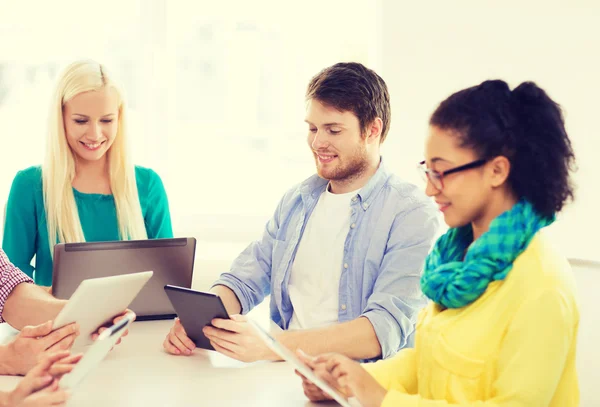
[0, 0, 382, 267]
[1, 0, 596, 263]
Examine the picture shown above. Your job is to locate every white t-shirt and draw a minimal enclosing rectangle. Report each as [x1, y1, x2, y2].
[287, 186, 358, 330]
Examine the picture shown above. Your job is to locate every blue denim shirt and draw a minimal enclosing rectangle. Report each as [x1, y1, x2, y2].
[213, 159, 440, 358]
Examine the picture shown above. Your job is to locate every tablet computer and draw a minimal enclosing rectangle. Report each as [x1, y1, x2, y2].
[60, 311, 135, 390]
[53, 271, 153, 349]
[163, 285, 229, 351]
[248, 320, 352, 407]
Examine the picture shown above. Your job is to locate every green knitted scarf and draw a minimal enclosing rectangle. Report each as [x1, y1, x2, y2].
[421, 199, 554, 309]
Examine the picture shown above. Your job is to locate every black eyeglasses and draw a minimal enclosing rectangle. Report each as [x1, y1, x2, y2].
[417, 159, 487, 190]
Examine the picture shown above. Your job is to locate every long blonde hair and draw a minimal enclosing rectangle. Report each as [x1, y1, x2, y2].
[43, 60, 147, 255]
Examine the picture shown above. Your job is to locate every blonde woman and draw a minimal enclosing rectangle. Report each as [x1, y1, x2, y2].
[2, 60, 173, 287]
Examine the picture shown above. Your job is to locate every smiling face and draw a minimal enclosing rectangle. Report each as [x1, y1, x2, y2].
[305, 99, 371, 183]
[423, 125, 495, 228]
[63, 86, 120, 164]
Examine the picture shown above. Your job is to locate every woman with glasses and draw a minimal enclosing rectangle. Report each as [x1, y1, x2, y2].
[297, 80, 579, 407]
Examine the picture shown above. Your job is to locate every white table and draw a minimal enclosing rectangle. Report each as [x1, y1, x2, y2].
[0, 320, 352, 406]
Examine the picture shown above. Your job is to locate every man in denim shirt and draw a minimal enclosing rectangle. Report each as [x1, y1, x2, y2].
[164, 62, 440, 362]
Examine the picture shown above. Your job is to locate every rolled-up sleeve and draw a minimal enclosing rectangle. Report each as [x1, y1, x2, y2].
[361, 203, 439, 359]
[0, 249, 33, 323]
[212, 195, 287, 314]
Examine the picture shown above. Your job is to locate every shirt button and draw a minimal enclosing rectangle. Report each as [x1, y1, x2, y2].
[343, 263, 348, 269]
[341, 304, 347, 310]
[351, 196, 357, 202]
[363, 203, 369, 209]
[350, 223, 356, 229]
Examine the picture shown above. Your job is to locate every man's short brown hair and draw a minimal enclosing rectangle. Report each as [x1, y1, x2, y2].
[306, 62, 391, 143]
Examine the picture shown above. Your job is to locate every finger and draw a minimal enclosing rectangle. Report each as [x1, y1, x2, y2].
[303, 380, 322, 394]
[20, 321, 53, 338]
[59, 353, 83, 364]
[174, 328, 196, 351]
[42, 324, 79, 350]
[203, 326, 239, 344]
[112, 332, 126, 346]
[112, 309, 135, 323]
[294, 369, 308, 380]
[338, 375, 350, 392]
[41, 379, 60, 392]
[169, 334, 191, 354]
[28, 375, 54, 393]
[163, 337, 182, 355]
[13, 374, 53, 399]
[303, 384, 330, 401]
[125, 310, 136, 322]
[296, 349, 317, 368]
[314, 353, 336, 364]
[91, 327, 107, 342]
[120, 328, 130, 338]
[34, 351, 72, 373]
[210, 340, 240, 360]
[325, 356, 342, 373]
[312, 365, 345, 393]
[206, 334, 244, 355]
[228, 314, 248, 322]
[210, 318, 243, 333]
[170, 331, 194, 354]
[331, 364, 347, 381]
[48, 363, 77, 377]
[37, 388, 70, 404]
[45, 333, 77, 353]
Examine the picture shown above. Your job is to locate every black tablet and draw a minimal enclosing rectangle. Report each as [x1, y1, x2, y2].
[163, 285, 230, 351]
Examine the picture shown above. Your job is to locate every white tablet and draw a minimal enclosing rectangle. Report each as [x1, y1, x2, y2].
[60, 311, 135, 390]
[248, 320, 352, 407]
[52, 271, 153, 349]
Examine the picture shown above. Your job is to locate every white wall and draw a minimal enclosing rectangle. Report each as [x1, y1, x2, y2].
[0, 0, 382, 248]
[379, 0, 600, 261]
[570, 260, 600, 407]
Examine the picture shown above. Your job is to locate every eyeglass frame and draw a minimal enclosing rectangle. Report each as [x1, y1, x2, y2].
[417, 159, 488, 190]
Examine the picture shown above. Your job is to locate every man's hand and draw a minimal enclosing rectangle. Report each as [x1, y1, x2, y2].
[90, 310, 135, 346]
[7, 350, 82, 407]
[202, 315, 278, 363]
[163, 318, 196, 356]
[2, 322, 79, 376]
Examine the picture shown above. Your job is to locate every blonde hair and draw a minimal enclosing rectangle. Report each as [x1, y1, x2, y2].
[43, 60, 147, 255]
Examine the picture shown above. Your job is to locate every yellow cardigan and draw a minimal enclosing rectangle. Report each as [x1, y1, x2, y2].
[365, 232, 579, 407]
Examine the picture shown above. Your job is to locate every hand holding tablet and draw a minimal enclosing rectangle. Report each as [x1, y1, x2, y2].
[163, 285, 230, 352]
[52, 271, 152, 349]
[248, 320, 353, 407]
[60, 311, 136, 390]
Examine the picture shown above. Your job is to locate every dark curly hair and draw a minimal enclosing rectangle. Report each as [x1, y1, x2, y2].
[306, 62, 391, 143]
[430, 80, 576, 218]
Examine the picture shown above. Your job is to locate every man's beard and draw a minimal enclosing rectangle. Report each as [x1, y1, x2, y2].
[315, 143, 369, 183]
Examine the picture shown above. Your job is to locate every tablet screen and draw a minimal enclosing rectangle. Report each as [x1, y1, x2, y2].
[163, 285, 229, 351]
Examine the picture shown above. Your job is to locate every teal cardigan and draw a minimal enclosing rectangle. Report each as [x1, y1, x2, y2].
[2, 166, 173, 286]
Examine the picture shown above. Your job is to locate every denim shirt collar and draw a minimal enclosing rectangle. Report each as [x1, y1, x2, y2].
[299, 157, 390, 210]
